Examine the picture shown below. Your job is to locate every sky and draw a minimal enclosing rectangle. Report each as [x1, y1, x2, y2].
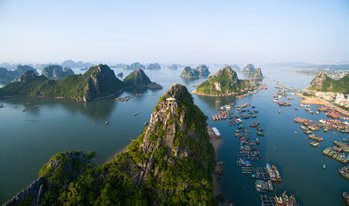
[0, 0, 349, 64]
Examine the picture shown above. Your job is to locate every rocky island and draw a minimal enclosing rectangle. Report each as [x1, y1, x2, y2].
[146, 63, 161, 70]
[123, 69, 163, 91]
[179, 65, 210, 80]
[0, 64, 124, 102]
[4, 84, 216, 206]
[194, 66, 255, 96]
[168, 64, 178, 70]
[242, 64, 264, 80]
[41, 65, 74, 80]
[0, 65, 37, 85]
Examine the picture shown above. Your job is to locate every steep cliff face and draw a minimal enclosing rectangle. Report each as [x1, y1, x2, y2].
[310, 72, 329, 88]
[242, 64, 264, 80]
[5, 84, 216, 205]
[195, 66, 254, 96]
[41, 65, 74, 80]
[0, 65, 37, 85]
[123, 69, 162, 91]
[309, 72, 349, 93]
[180, 65, 210, 80]
[130, 84, 215, 192]
[83, 64, 124, 101]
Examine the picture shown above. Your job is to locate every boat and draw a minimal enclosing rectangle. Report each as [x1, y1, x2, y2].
[310, 141, 320, 147]
[343, 192, 349, 205]
[212, 127, 221, 137]
[257, 131, 264, 136]
[144, 122, 148, 126]
[339, 166, 349, 180]
[249, 121, 260, 128]
[105, 121, 109, 125]
[323, 164, 326, 169]
[308, 134, 323, 142]
[134, 112, 138, 116]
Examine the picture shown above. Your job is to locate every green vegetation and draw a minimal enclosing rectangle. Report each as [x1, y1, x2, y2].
[9, 84, 216, 206]
[0, 64, 124, 102]
[195, 66, 254, 96]
[123, 69, 162, 91]
[309, 73, 349, 93]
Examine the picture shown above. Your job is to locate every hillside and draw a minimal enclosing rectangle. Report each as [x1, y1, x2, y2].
[42, 65, 74, 80]
[123, 69, 162, 91]
[309, 72, 349, 93]
[194, 66, 255, 96]
[0, 64, 124, 102]
[4, 84, 216, 206]
[242, 64, 264, 80]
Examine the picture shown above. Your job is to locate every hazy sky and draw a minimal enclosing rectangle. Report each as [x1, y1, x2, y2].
[0, 0, 349, 64]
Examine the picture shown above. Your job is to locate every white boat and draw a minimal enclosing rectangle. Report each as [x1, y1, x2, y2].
[212, 127, 221, 137]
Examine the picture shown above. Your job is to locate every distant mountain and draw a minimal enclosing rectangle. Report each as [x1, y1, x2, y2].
[242, 64, 264, 80]
[42, 65, 74, 80]
[123, 69, 162, 90]
[179, 65, 210, 80]
[0, 65, 37, 85]
[4, 84, 215, 206]
[60, 60, 93, 69]
[128, 62, 146, 70]
[168, 64, 178, 70]
[146, 63, 161, 70]
[309, 72, 349, 93]
[194, 66, 255, 96]
[0, 64, 123, 102]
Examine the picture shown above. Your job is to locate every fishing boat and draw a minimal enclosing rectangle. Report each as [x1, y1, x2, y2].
[105, 121, 109, 126]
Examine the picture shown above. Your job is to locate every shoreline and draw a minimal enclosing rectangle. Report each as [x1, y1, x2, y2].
[296, 93, 349, 116]
[207, 127, 222, 197]
[192, 90, 237, 97]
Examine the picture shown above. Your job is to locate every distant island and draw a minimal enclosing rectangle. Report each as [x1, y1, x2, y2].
[242, 64, 264, 80]
[193, 66, 255, 96]
[42, 65, 74, 80]
[123, 69, 163, 91]
[0, 64, 123, 102]
[146, 63, 161, 70]
[168, 64, 178, 70]
[180, 65, 210, 80]
[0, 64, 163, 102]
[60, 60, 93, 69]
[0, 65, 37, 85]
[4, 84, 215, 206]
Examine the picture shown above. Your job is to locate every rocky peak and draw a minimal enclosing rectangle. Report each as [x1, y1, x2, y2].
[123, 69, 162, 90]
[134, 84, 213, 185]
[196, 64, 210, 76]
[213, 66, 238, 85]
[242, 64, 256, 73]
[83, 64, 123, 102]
[42, 65, 74, 80]
[310, 71, 329, 88]
[20, 71, 39, 83]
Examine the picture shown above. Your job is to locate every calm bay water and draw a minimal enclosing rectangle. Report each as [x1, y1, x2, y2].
[0, 66, 348, 205]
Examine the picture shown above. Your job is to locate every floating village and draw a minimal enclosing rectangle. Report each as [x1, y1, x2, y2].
[212, 99, 299, 206]
[212, 80, 349, 205]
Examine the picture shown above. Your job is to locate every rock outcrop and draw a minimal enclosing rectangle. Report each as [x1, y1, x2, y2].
[168, 64, 178, 70]
[42, 65, 74, 80]
[146, 63, 161, 70]
[129, 62, 146, 70]
[309, 72, 349, 93]
[180, 65, 210, 80]
[123, 69, 162, 91]
[0, 65, 38, 85]
[310, 72, 329, 88]
[242, 64, 264, 80]
[194, 66, 255, 96]
[196, 64, 210, 76]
